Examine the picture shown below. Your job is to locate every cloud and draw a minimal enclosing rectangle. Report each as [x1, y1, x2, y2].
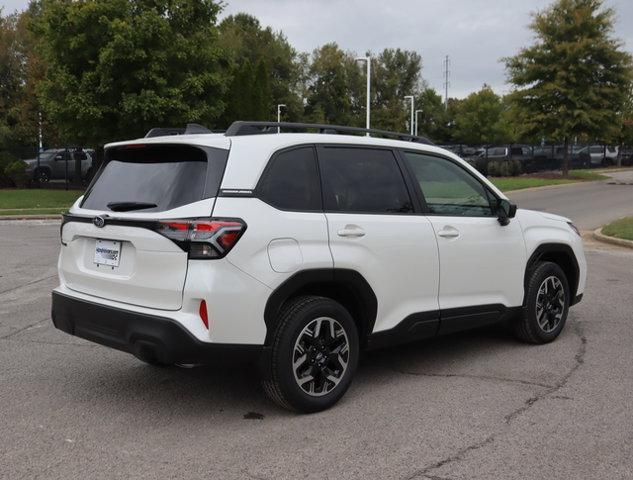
[222, 0, 633, 98]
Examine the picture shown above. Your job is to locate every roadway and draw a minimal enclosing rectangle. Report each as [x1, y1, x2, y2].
[1, 173, 633, 479]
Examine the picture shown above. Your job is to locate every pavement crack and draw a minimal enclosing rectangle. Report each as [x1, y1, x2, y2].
[504, 321, 586, 424]
[388, 368, 553, 389]
[402, 321, 587, 479]
[0, 274, 57, 296]
[403, 435, 496, 480]
[0, 318, 48, 340]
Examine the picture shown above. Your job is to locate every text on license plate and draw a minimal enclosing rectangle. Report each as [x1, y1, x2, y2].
[94, 239, 121, 267]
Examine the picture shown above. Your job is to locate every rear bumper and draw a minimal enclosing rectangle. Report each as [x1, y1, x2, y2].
[51, 291, 263, 365]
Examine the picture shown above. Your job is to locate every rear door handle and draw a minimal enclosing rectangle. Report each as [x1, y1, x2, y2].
[337, 225, 366, 238]
[437, 226, 460, 239]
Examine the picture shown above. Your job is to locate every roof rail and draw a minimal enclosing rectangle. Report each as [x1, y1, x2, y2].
[224, 121, 433, 145]
[144, 123, 215, 138]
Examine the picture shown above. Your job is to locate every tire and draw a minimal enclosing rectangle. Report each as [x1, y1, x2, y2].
[262, 295, 359, 413]
[514, 261, 570, 344]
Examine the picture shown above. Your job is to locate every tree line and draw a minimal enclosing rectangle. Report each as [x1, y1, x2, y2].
[1, 0, 632, 167]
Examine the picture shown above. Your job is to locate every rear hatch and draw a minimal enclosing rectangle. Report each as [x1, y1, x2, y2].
[59, 142, 228, 310]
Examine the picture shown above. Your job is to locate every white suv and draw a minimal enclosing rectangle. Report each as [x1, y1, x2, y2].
[52, 121, 587, 412]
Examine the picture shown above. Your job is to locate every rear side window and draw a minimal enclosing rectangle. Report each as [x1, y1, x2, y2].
[257, 146, 321, 211]
[81, 145, 227, 212]
[319, 147, 413, 214]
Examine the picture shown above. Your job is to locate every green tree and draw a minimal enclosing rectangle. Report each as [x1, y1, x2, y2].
[304, 43, 363, 126]
[33, 0, 229, 145]
[218, 13, 303, 125]
[415, 87, 450, 142]
[371, 48, 423, 132]
[0, 9, 26, 150]
[453, 85, 510, 145]
[505, 0, 633, 175]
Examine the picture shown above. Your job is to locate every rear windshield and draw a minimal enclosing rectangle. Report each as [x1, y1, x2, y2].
[81, 144, 227, 212]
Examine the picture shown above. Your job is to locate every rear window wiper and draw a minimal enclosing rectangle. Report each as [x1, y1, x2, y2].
[106, 201, 158, 212]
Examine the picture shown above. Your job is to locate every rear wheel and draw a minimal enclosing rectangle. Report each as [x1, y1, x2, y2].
[514, 261, 570, 343]
[262, 296, 359, 412]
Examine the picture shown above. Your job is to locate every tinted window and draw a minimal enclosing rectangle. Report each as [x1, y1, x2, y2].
[405, 152, 494, 217]
[258, 147, 321, 211]
[487, 147, 507, 157]
[510, 147, 523, 155]
[319, 147, 413, 214]
[82, 145, 225, 212]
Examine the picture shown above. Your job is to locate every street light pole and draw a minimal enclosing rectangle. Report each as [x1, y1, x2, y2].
[415, 109, 423, 137]
[404, 95, 414, 136]
[355, 56, 371, 135]
[276, 104, 286, 133]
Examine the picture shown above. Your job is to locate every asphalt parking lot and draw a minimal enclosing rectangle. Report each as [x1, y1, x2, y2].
[2, 180, 633, 479]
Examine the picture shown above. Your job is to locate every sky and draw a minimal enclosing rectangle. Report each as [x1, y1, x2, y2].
[3, 0, 633, 98]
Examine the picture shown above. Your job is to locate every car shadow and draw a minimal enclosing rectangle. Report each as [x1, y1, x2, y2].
[69, 323, 520, 420]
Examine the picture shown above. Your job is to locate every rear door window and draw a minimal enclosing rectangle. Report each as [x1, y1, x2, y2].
[81, 144, 227, 212]
[318, 147, 413, 214]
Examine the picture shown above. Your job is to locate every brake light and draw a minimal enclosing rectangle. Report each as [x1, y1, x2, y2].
[156, 218, 246, 259]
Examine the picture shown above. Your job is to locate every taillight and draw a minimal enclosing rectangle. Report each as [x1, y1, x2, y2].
[156, 218, 246, 259]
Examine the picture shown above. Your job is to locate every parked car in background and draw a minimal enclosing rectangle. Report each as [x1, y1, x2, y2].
[576, 145, 619, 166]
[24, 148, 94, 184]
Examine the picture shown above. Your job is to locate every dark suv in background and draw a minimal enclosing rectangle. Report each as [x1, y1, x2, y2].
[24, 148, 94, 184]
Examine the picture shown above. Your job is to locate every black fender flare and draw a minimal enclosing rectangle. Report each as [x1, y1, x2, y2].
[524, 243, 580, 302]
[263, 268, 377, 345]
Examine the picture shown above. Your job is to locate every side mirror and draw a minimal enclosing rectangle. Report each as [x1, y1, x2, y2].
[496, 198, 517, 226]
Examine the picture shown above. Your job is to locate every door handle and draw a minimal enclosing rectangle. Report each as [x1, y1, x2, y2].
[337, 225, 366, 238]
[437, 226, 460, 239]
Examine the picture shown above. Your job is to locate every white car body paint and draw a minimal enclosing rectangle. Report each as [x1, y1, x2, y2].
[54, 131, 587, 347]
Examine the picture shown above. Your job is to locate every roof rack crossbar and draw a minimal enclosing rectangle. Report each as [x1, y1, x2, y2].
[224, 121, 433, 145]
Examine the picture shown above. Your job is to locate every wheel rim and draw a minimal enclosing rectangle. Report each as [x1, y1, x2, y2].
[536, 275, 565, 333]
[292, 317, 350, 397]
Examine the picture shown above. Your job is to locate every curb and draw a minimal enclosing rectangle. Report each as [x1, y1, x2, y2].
[504, 179, 603, 195]
[0, 214, 62, 221]
[593, 227, 633, 250]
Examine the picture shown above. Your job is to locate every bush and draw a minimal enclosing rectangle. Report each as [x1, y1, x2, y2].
[487, 159, 522, 177]
[0, 151, 19, 187]
[5, 160, 29, 188]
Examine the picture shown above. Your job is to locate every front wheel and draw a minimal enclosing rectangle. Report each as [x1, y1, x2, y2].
[513, 261, 570, 343]
[262, 296, 359, 412]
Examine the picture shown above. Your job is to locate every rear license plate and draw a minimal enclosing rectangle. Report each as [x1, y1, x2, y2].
[94, 239, 122, 267]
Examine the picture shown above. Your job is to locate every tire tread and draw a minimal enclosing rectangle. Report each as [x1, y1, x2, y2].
[261, 295, 327, 411]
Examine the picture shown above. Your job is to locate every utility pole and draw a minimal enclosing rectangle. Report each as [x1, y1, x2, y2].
[355, 56, 371, 135]
[276, 104, 286, 133]
[443, 55, 450, 110]
[404, 96, 414, 136]
[415, 109, 423, 137]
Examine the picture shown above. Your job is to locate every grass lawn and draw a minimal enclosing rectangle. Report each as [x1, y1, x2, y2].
[0, 189, 82, 215]
[602, 217, 633, 241]
[492, 170, 609, 192]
